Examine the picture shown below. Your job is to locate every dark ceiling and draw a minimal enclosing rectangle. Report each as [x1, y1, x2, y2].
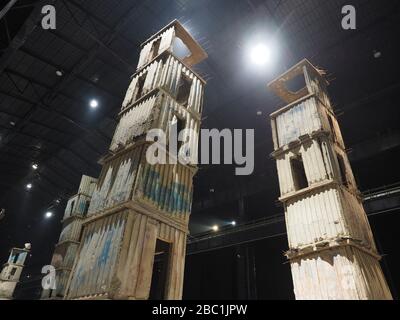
[0, 0, 399, 299]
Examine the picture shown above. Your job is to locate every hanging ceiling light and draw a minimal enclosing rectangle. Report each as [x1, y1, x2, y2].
[45, 211, 53, 219]
[250, 43, 272, 66]
[89, 99, 99, 108]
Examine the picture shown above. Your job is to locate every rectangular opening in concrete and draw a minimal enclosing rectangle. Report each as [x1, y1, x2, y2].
[337, 153, 349, 187]
[150, 38, 161, 60]
[328, 116, 337, 142]
[176, 73, 192, 107]
[290, 155, 308, 190]
[70, 200, 75, 214]
[285, 73, 306, 94]
[12, 254, 19, 264]
[10, 267, 17, 279]
[149, 239, 171, 300]
[83, 200, 90, 216]
[135, 73, 147, 101]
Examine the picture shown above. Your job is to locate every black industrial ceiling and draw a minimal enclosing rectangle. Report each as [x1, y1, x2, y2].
[0, 0, 399, 299]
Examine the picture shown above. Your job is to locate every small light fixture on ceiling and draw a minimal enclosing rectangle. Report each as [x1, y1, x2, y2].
[10, 121, 16, 126]
[212, 225, 219, 232]
[373, 50, 382, 59]
[231, 221, 236, 226]
[26, 183, 32, 190]
[89, 99, 99, 109]
[56, 70, 63, 77]
[45, 211, 53, 219]
[250, 43, 271, 66]
[32, 163, 39, 170]
[257, 111, 263, 116]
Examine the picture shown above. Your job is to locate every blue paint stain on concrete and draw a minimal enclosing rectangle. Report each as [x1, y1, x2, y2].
[144, 169, 189, 213]
[98, 229, 114, 267]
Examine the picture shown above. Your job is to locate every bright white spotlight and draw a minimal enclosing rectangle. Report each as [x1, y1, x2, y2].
[212, 225, 219, 232]
[26, 183, 32, 190]
[45, 211, 53, 219]
[89, 99, 98, 108]
[32, 163, 38, 170]
[250, 43, 271, 66]
[231, 221, 236, 226]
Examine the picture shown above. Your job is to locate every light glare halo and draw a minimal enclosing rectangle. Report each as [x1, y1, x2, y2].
[250, 43, 271, 66]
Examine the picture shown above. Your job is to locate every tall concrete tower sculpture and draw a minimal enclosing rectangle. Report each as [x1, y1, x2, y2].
[268, 59, 392, 300]
[0, 243, 31, 299]
[42, 175, 97, 299]
[64, 20, 207, 300]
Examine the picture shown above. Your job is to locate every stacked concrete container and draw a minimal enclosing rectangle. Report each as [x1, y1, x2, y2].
[41, 175, 97, 299]
[269, 59, 392, 300]
[64, 20, 207, 300]
[0, 244, 30, 300]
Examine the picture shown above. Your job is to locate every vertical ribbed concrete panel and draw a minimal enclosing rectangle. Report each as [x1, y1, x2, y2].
[268, 59, 392, 300]
[63, 20, 207, 300]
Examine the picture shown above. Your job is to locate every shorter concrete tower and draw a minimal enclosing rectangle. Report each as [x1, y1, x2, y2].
[0, 243, 31, 300]
[41, 175, 97, 299]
